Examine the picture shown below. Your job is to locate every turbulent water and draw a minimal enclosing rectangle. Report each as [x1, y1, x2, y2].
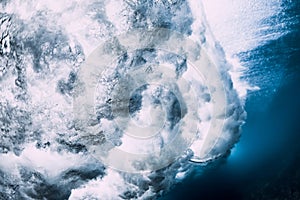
[0, 0, 293, 199]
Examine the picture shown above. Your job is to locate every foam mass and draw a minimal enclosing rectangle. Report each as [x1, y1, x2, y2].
[2, 0, 286, 199]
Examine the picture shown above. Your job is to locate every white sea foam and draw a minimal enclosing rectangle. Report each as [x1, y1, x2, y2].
[0, 0, 287, 199]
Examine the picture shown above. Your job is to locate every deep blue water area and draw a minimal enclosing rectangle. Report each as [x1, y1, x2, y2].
[162, 1, 300, 199]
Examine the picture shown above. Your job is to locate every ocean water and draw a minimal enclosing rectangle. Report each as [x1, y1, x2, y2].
[162, 1, 300, 199]
[0, 0, 299, 199]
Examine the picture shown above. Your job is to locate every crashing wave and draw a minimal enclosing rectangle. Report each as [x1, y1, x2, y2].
[0, 0, 287, 199]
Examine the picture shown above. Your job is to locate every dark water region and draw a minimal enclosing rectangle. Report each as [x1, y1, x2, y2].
[161, 1, 300, 199]
[162, 73, 300, 200]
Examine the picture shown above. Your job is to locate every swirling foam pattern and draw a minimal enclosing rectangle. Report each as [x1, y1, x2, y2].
[0, 0, 251, 199]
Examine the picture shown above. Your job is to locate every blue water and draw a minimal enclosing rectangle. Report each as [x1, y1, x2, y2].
[162, 1, 300, 199]
[0, 1, 299, 199]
